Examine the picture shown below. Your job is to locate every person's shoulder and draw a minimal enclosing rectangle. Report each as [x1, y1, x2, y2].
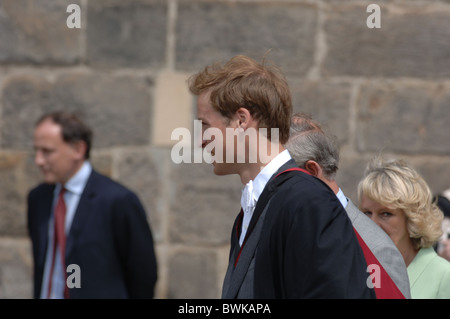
[428, 253, 450, 294]
[276, 169, 327, 191]
[28, 182, 54, 198]
[276, 170, 337, 203]
[89, 170, 137, 196]
[29, 182, 54, 192]
[417, 247, 450, 277]
[432, 252, 450, 273]
[270, 170, 343, 216]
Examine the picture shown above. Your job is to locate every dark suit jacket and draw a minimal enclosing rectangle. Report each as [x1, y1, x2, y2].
[27, 169, 157, 298]
[223, 160, 375, 298]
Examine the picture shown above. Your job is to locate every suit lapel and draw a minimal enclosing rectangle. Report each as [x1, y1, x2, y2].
[242, 159, 298, 248]
[65, 171, 97, 260]
[222, 244, 238, 297]
[223, 203, 271, 298]
[37, 185, 56, 270]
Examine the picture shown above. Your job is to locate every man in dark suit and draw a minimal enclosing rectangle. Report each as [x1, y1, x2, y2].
[188, 55, 375, 298]
[285, 113, 411, 298]
[27, 111, 157, 298]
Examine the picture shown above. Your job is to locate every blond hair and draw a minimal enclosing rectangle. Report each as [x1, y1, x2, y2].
[188, 55, 292, 144]
[357, 156, 443, 249]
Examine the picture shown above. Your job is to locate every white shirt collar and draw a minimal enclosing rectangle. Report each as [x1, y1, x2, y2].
[252, 149, 291, 200]
[239, 150, 292, 246]
[336, 188, 348, 208]
[55, 161, 92, 196]
[241, 149, 292, 214]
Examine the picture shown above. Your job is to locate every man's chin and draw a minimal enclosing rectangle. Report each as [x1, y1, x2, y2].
[212, 162, 234, 176]
[42, 174, 57, 185]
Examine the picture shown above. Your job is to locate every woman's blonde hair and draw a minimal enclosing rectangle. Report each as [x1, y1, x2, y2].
[357, 156, 443, 249]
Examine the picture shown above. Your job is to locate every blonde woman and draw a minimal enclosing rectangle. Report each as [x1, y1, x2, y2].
[358, 156, 450, 298]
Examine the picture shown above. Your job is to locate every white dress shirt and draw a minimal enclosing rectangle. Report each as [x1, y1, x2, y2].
[239, 149, 291, 246]
[40, 161, 92, 299]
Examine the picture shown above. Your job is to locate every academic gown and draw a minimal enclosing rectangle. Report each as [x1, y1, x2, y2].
[224, 160, 375, 299]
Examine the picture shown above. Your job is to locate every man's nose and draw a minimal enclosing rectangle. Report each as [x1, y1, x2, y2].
[197, 130, 207, 149]
[34, 150, 44, 166]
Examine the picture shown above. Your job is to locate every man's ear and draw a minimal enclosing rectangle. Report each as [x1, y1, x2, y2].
[305, 160, 321, 177]
[71, 140, 88, 160]
[233, 107, 252, 130]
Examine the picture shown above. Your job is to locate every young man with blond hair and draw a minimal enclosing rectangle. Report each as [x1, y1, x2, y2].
[188, 55, 375, 298]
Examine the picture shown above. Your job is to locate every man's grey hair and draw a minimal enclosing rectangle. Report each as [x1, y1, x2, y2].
[285, 113, 340, 180]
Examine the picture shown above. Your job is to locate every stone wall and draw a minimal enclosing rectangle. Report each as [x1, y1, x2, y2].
[0, 0, 449, 298]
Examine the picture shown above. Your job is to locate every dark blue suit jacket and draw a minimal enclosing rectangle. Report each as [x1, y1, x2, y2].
[27, 170, 157, 298]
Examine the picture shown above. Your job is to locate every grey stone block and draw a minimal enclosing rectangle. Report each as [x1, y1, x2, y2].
[323, 4, 450, 78]
[168, 250, 218, 298]
[86, 0, 167, 68]
[176, 1, 317, 75]
[1, 73, 152, 149]
[0, 0, 82, 65]
[356, 81, 450, 155]
[410, 158, 450, 196]
[0, 239, 32, 298]
[169, 161, 242, 246]
[0, 153, 27, 237]
[290, 79, 353, 145]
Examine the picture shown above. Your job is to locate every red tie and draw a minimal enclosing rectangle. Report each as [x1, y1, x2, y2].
[47, 187, 69, 299]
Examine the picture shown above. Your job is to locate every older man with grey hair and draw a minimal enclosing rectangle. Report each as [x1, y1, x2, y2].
[285, 112, 411, 299]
